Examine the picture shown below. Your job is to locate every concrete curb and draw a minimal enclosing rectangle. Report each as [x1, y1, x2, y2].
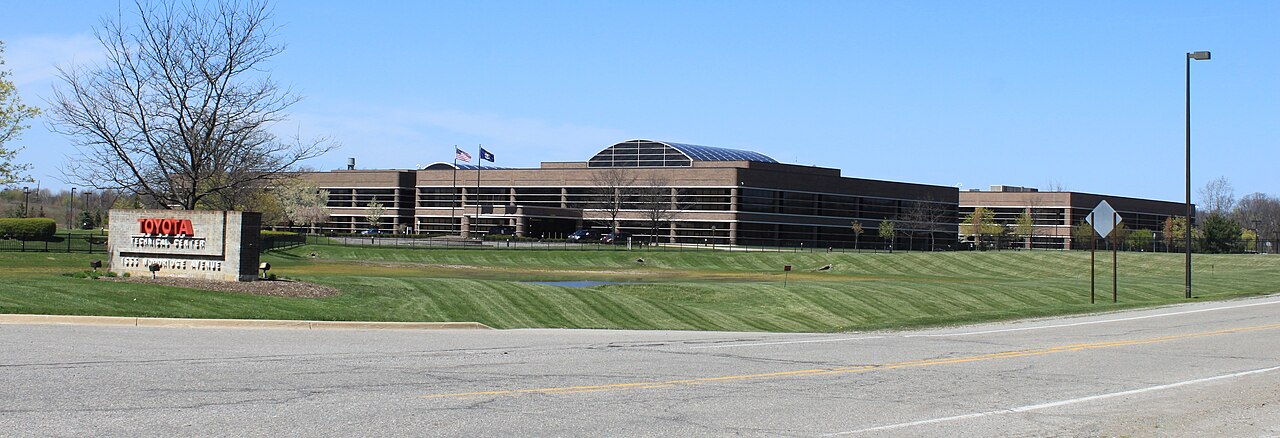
[0, 314, 493, 331]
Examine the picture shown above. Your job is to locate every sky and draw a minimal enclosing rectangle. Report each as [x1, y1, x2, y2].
[2, 0, 1277, 203]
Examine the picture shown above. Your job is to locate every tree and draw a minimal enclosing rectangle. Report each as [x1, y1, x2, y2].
[1241, 228, 1258, 253]
[1233, 192, 1280, 250]
[634, 174, 678, 244]
[851, 221, 864, 250]
[0, 41, 41, 187]
[365, 201, 386, 231]
[962, 207, 1002, 250]
[1109, 222, 1131, 249]
[274, 177, 329, 233]
[1163, 216, 1193, 251]
[1013, 209, 1035, 249]
[1127, 229, 1153, 251]
[898, 199, 951, 251]
[1198, 176, 1235, 218]
[79, 210, 99, 229]
[590, 168, 636, 233]
[49, 0, 334, 210]
[1199, 213, 1241, 254]
[878, 219, 895, 252]
[1071, 220, 1096, 250]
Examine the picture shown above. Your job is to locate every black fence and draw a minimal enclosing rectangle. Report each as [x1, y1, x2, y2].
[258, 230, 952, 253]
[4, 229, 1274, 256]
[0, 232, 110, 253]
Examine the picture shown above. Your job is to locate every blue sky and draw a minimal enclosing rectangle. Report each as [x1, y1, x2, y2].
[3, 1, 1276, 202]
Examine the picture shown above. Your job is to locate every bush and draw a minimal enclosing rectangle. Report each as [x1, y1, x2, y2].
[260, 230, 298, 237]
[0, 218, 57, 240]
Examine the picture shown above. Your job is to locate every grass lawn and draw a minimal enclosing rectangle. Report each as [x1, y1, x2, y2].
[0, 245, 1277, 332]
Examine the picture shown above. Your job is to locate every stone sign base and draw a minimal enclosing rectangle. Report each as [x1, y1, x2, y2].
[109, 210, 261, 282]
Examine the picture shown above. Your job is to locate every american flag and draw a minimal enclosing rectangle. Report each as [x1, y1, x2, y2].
[455, 147, 472, 162]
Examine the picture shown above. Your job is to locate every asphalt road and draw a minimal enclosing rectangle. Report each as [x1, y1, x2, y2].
[3, 296, 1279, 436]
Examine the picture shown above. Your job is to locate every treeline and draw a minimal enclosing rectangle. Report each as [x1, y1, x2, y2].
[0, 188, 122, 229]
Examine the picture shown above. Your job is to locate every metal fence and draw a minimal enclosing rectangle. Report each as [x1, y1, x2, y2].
[258, 231, 918, 253]
[3, 229, 1274, 256]
[0, 232, 110, 253]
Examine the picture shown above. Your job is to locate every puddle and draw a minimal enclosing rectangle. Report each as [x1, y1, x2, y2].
[526, 280, 628, 288]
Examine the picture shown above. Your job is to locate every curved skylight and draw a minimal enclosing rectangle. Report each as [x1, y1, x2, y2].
[588, 140, 777, 168]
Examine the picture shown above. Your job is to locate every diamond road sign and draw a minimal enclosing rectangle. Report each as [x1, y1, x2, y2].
[1086, 200, 1123, 238]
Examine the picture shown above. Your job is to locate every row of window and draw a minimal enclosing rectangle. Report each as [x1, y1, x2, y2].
[325, 188, 413, 208]
[957, 206, 1178, 234]
[403, 186, 956, 222]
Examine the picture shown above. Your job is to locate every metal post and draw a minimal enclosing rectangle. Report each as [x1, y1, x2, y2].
[69, 187, 76, 229]
[1090, 212, 1095, 304]
[1185, 53, 1193, 299]
[1184, 50, 1209, 298]
[1113, 211, 1118, 303]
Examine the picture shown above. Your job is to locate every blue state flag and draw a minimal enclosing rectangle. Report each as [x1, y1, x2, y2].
[480, 147, 495, 162]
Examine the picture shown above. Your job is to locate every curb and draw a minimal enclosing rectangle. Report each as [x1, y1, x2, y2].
[0, 314, 493, 331]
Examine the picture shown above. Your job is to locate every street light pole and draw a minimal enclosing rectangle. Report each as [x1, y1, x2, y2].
[22, 186, 30, 217]
[69, 187, 76, 229]
[1185, 50, 1210, 299]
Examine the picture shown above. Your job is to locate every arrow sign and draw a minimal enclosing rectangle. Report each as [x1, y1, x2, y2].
[1086, 200, 1123, 238]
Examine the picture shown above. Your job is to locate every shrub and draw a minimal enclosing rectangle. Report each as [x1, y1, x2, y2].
[0, 218, 57, 240]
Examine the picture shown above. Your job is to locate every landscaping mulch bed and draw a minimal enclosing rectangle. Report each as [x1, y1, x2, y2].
[103, 276, 339, 298]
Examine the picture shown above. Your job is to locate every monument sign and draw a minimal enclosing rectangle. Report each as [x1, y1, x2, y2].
[109, 210, 261, 281]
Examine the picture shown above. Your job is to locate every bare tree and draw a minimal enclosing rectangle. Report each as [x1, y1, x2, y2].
[896, 207, 922, 252]
[590, 168, 636, 233]
[898, 198, 951, 251]
[635, 173, 679, 244]
[1198, 176, 1235, 217]
[1233, 192, 1280, 253]
[851, 221, 864, 250]
[49, 0, 334, 210]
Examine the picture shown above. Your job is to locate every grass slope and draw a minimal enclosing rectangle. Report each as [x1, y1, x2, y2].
[0, 246, 1276, 332]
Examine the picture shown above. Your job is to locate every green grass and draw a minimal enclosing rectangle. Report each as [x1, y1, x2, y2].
[0, 246, 1277, 332]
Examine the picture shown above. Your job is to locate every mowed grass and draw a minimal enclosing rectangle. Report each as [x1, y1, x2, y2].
[1, 245, 1277, 332]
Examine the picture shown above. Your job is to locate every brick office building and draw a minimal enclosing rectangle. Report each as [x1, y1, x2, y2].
[301, 139, 960, 248]
[959, 185, 1191, 250]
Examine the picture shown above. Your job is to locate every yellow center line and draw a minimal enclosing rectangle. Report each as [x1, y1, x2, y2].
[421, 322, 1280, 400]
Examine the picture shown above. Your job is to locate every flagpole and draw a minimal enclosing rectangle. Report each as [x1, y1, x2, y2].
[475, 144, 482, 239]
[451, 145, 458, 236]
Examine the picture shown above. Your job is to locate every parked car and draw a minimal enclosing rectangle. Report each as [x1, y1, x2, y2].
[359, 227, 381, 235]
[567, 229, 601, 242]
[488, 226, 516, 236]
[600, 232, 632, 245]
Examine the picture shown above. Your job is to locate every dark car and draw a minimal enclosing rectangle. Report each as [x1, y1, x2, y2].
[600, 232, 632, 245]
[567, 229, 601, 242]
[488, 226, 516, 236]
